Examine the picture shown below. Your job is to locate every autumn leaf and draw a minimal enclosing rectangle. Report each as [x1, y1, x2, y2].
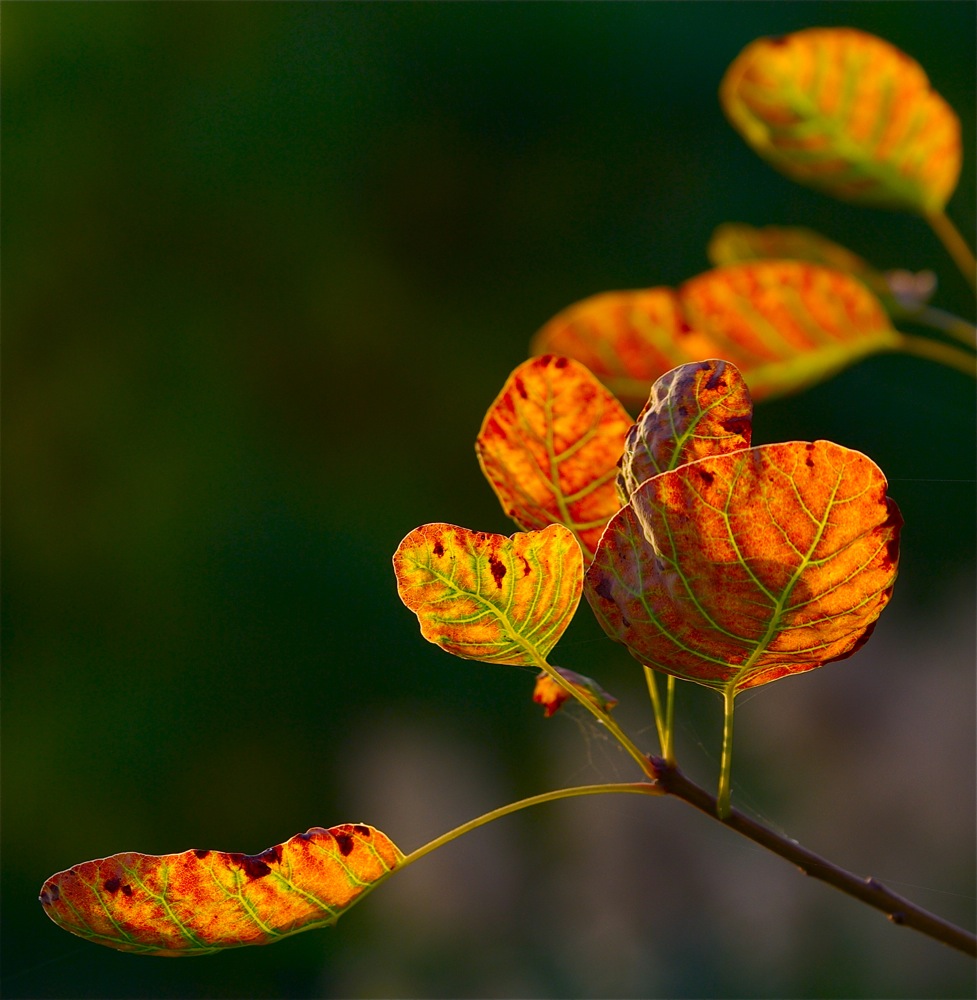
[707, 222, 937, 315]
[39, 824, 402, 956]
[476, 354, 632, 560]
[720, 28, 961, 215]
[586, 363, 901, 694]
[617, 358, 752, 500]
[394, 522, 582, 666]
[532, 667, 618, 718]
[531, 261, 901, 405]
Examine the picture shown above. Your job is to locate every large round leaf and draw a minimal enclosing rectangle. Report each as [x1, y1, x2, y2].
[587, 440, 902, 693]
[720, 28, 961, 214]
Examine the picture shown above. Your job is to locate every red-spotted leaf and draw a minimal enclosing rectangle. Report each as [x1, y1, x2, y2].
[587, 440, 902, 693]
[531, 261, 902, 405]
[617, 359, 752, 500]
[720, 28, 961, 214]
[39, 824, 402, 956]
[532, 666, 619, 718]
[476, 355, 632, 560]
[394, 522, 582, 666]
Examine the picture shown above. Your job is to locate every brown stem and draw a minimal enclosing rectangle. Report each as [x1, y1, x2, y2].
[649, 757, 977, 958]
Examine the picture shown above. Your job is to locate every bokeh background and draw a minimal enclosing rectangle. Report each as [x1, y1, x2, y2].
[4, 3, 974, 998]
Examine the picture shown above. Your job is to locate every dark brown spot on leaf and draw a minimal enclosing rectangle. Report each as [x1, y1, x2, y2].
[594, 577, 615, 603]
[40, 884, 60, 905]
[520, 555, 531, 576]
[335, 832, 354, 856]
[121, 884, 133, 897]
[720, 416, 751, 439]
[705, 364, 726, 391]
[353, 824, 371, 836]
[433, 541, 444, 557]
[697, 468, 715, 486]
[104, 877, 121, 894]
[240, 855, 272, 879]
[489, 555, 507, 588]
[193, 849, 210, 860]
[554, 356, 569, 368]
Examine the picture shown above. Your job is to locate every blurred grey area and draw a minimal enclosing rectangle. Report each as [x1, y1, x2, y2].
[3, 3, 974, 999]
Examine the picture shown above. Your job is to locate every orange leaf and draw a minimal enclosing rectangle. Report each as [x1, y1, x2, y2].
[720, 28, 961, 214]
[588, 439, 902, 694]
[394, 522, 582, 666]
[39, 824, 402, 956]
[531, 261, 902, 405]
[617, 358, 752, 499]
[476, 354, 632, 560]
[532, 667, 619, 718]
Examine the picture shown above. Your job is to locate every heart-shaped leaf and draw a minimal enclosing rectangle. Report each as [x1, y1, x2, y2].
[720, 28, 961, 214]
[531, 261, 902, 405]
[617, 358, 752, 499]
[394, 522, 582, 666]
[39, 824, 402, 956]
[588, 439, 902, 694]
[476, 354, 632, 561]
[532, 666, 618, 718]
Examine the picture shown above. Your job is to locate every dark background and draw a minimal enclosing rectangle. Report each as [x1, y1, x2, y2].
[3, 3, 974, 998]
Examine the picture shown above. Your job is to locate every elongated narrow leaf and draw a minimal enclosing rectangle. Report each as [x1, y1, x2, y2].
[617, 359, 752, 499]
[587, 441, 902, 693]
[532, 667, 618, 718]
[720, 28, 961, 214]
[707, 223, 937, 315]
[532, 261, 902, 405]
[394, 522, 582, 665]
[476, 355, 631, 560]
[39, 824, 402, 956]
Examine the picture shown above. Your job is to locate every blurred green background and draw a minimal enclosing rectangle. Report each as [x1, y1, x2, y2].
[3, 3, 974, 998]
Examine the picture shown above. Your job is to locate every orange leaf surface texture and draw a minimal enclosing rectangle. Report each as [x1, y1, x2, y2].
[39, 824, 403, 956]
[476, 354, 632, 560]
[531, 261, 901, 406]
[394, 522, 582, 665]
[720, 28, 961, 214]
[532, 666, 619, 719]
[587, 361, 902, 694]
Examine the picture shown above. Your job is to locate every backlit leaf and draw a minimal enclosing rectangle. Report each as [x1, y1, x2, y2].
[617, 358, 752, 500]
[394, 522, 582, 666]
[707, 222, 937, 314]
[587, 440, 902, 693]
[532, 666, 619, 718]
[39, 824, 402, 956]
[720, 28, 961, 214]
[476, 354, 632, 560]
[531, 261, 902, 405]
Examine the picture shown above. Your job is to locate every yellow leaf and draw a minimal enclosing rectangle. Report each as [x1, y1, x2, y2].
[720, 28, 961, 214]
[394, 522, 582, 666]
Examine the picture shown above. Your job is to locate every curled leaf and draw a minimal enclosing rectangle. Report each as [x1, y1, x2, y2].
[617, 358, 752, 499]
[532, 667, 618, 718]
[39, 824, 402, 956]
[394, 522, 582, 666]
[532, 261, 901, 405]
[720, 28, 961, 214]
[476, 354, 631, 560]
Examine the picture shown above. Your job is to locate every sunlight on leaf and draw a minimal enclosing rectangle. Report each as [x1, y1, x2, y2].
[476, 354, 631, 561]
[394, 522, 582, 666]
[617, 358, 752, 499]
[532, 666, 618, 718]
[707, 223, 937, 315]
[587, 362, 902, 694]
[531, 261, 902, 405]
[720, 28, 961, 214]
[39, 825, 403, 956]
